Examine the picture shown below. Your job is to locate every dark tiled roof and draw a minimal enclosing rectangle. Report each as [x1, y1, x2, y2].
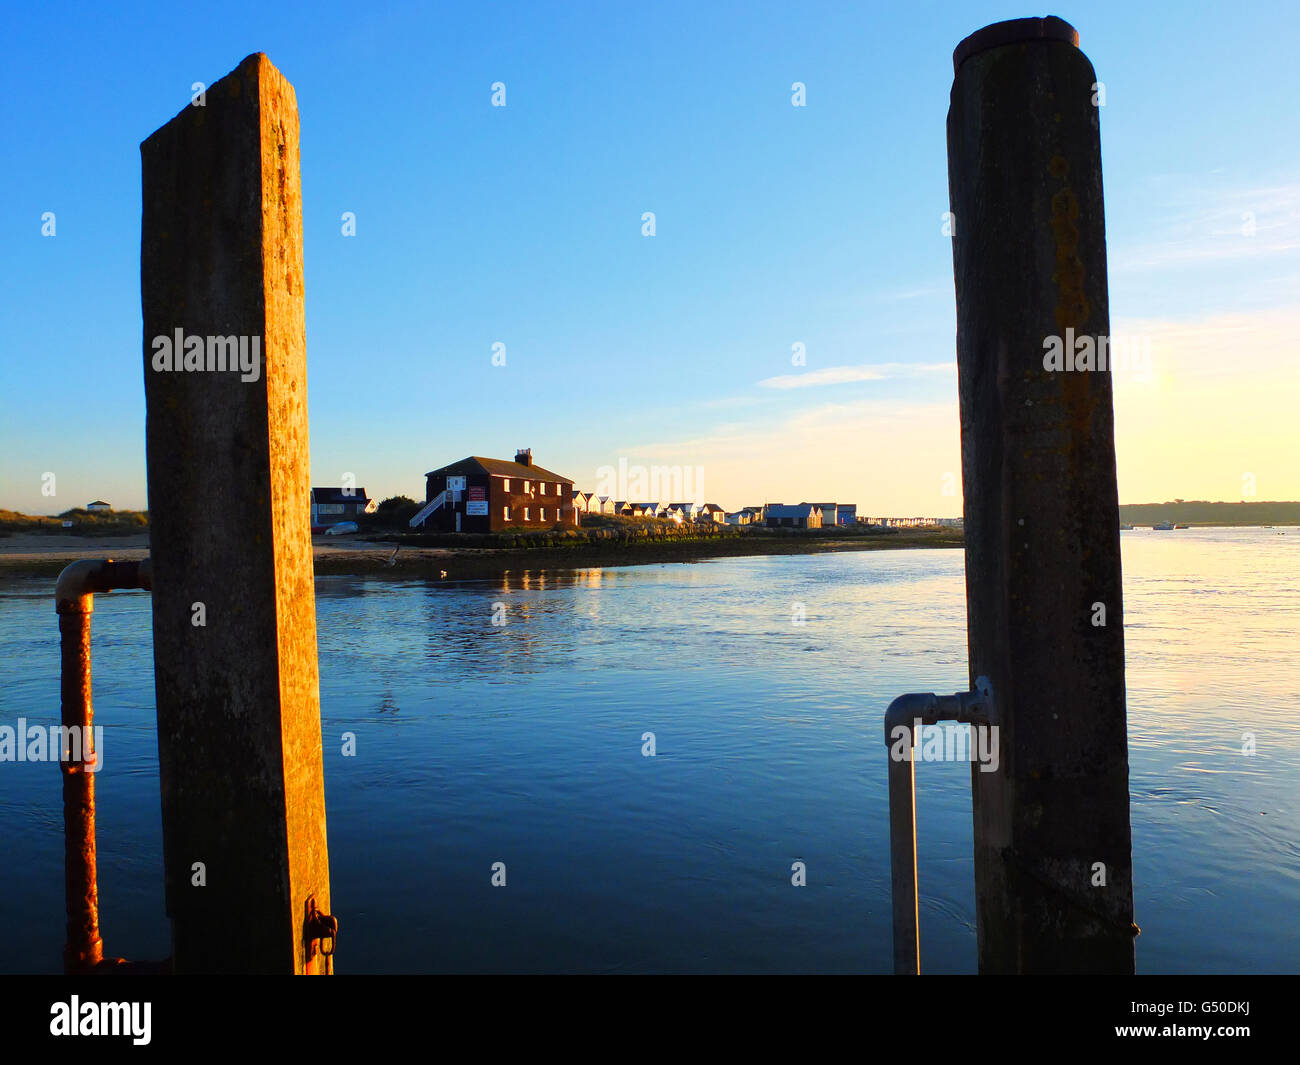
[312, 487, 371, 503]
[425, 456, 573, 483]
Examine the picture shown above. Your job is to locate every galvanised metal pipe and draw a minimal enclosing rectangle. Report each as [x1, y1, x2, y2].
[55, 558, 151, 973]
[883, 679, 993, 975]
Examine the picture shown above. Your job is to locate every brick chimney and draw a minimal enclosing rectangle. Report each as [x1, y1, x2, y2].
[515, 448, 532, 467]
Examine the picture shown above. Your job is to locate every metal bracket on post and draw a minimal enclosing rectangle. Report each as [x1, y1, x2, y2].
[304, 894, 338, 975]
[883, 676, 994, 975]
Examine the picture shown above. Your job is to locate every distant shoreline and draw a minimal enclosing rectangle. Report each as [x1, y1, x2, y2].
[5, 520, 1293, 584]
[0, 528, 963, 582]
[1118, 501, 1300, 526]
[319, 527, 965, 579]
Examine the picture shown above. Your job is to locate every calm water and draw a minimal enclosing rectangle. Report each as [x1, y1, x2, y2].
[1, 528, 1297, 973]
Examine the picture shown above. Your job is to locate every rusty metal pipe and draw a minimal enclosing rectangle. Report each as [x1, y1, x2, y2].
[883, 678, 993, 974]
[55, 558, 152, 607]
[55, 558, 151, 973]
[59, 601, 100, 972]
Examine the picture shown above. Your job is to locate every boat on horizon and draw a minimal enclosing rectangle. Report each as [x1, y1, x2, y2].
[1153, 522, 1175, 531]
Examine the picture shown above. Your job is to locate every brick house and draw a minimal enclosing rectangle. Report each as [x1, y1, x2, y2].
[417, 449, 576, 532]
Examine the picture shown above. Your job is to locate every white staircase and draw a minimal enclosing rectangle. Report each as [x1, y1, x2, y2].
[409, 490, 448, 528]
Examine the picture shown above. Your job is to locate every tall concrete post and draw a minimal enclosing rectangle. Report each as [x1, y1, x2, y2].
[140, 54, 332, 973]
[946, 18, 1136, 973]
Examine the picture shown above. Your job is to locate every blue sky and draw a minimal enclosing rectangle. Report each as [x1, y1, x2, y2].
[3, 0, 1297, 514]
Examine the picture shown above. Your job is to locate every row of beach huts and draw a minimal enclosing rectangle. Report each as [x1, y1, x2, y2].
[568, 494, 859, 528]
[305, 449, 960, 534]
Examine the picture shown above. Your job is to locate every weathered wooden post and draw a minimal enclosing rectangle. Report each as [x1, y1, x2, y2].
[947, 17, 1137, 972]
[140, 53, 333, 973]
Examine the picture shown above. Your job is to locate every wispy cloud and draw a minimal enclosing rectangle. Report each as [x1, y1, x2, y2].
[1112, 303, 1300, 382]
[616, 396, 963, 513]
[757, 361, 954, 390]
[759, 366, 885, 389]
[1113, 178, 1300, 272]
[606, 303, 1300, 511]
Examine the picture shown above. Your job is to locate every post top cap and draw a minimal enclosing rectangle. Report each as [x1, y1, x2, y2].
[953, 16, 1079, 74]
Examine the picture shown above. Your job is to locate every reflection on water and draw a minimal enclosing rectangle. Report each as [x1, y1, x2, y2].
[0, 527, 1296, 972]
